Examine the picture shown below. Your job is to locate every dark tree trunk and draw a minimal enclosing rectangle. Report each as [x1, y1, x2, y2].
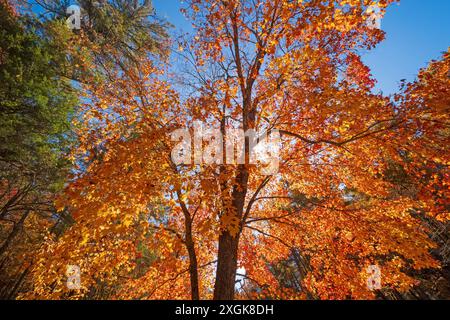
[185, 216, 200, 300]
[213, 166, 248, 300]
[7, 265, 29, 300]
[0, 210, 30, 256]
[177, 190, 200, 300]
[213, 231, 240, 300]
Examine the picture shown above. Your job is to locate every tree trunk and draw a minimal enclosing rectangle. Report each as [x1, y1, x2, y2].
[214, 166, 248, 300]
[177, 190, 200, 300]
[7, 265, 29, 300]
[0, 210, 30, 256]
[185, 216, 200, 300]
[213, 231, 240, 300]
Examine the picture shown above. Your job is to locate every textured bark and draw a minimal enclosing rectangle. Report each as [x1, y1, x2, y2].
[185, 215, 200, 300]
[0, 210, 30, 256]
[7, 265, 29, 299]
[178, 191, 200, 300]
[214, 166, 249, 300]
[213, 231, 240, 300]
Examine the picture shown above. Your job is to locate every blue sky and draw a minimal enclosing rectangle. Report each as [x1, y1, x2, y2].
[153, 0, 450, 95]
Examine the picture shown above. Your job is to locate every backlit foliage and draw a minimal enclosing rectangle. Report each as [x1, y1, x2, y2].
[21, 0, 449, 300]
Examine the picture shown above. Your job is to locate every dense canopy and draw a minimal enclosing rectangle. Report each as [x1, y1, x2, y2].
[0, 0, 448, 301]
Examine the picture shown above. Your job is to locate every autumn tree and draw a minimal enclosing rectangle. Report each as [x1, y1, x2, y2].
[0, 0, 77, 298]
[28, 0, 171, 80]
[0, 0, 170, 299]
[23, 0, 449, 300]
